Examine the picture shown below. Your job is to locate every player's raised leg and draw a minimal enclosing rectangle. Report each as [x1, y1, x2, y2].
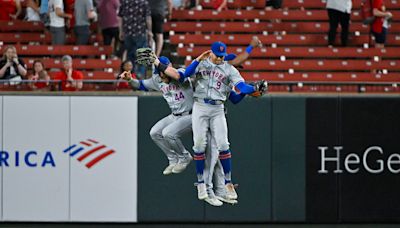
[161, 115, 193, 174]
[149, 115, 179, 175]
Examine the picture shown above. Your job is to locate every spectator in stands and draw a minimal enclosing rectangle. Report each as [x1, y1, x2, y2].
[188, 0, 200, 9]
[96, 0, 120, 56]
[266, 0, 282, 9]
[54, 55, 83, 91]
[148, 0, 172, 57]
[172, 0, 189, 9]
[49, 0, 72, 45]
[39, 0, 50, 27]
[0, 45, 27, 82]
[64, 0, 75, 31]
[326, 0, 352, 47]
[212, 0, 227, 11]
[118, 0, 153, 79]
[74, 0, 97, 45]
[372, 0, 393, 48]
[116, 60, 134, 89]
[28, 60, 51, 90]
[25, 0, 41, 21]
[0, 0, 22, 20]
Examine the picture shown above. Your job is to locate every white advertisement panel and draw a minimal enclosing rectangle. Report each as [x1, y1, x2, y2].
[2, 96, 70, 221]
[69, 96, 137, 222]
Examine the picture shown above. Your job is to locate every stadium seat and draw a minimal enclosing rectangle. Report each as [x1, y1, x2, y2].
[0, 45, 112, 56]
[178, 46, 400, 58]
[171, 9, 400, 22]
[171, 34, 400, 46]
[0, 33, 102, 44]
[283, 0, 399, 9]
[239, 72, 400, 82]
[185, 59, 400, 71]
[200, 0, 265, 9]
[165, 21, 386, 33]
[0, 21, 44, 32]
[25, 59, 121, 70]
[47, 71, 117, 80]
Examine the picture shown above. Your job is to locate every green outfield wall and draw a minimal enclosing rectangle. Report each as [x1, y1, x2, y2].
[137, 95, 400, 223]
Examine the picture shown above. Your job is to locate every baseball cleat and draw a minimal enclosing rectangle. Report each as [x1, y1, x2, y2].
[172, 154, 193, 174]
[162, 164, 176, 175]
[197, 183, 208, 200]
[215, 195, 238, 205]
[205, 197, 223, 207]
[225, 183, 238, 200]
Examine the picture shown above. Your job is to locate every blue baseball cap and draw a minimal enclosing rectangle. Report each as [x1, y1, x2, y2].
[211, 41, 227, 57]
[159, 56, 171, 65]
[224, 53, 237, 61]
[154, 56, 171, 74]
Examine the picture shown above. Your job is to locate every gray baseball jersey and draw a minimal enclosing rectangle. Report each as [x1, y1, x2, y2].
[193, 58, 244, 101]
[130, 70, 194, 114]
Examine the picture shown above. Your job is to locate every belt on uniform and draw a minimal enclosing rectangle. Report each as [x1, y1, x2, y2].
[173, 110, 192, 116]
[195, 98, 224, 105]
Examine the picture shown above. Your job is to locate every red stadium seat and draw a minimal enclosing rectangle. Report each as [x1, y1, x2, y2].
[200, 0, 265, 9]
[0, 33, 102, 44]
[47, 71, 117, 80]
[239, 72, 400, 82]
[283, 0, 399, 9]
[178, 46, 400, 58]
[171, 9, 400, 22]
[165, 21, 387, 33]
[25, 59, 121, 70]
[185, 59, 400, 71]
[0, 45, 112, 56]
[363, 85, 400, 93]
[0, 21, 44, 32]
[171, 34, 400, 46]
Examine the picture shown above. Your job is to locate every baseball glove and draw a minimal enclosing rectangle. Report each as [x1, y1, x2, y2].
[136, 47, 156, 66]
[250, 80, 268, 97]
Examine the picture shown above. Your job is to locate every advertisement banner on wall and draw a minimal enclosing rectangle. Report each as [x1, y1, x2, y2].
[306, 97, 400, 222]
[0, 96, 138, 222]
[2, 96, 70, 221]
[69, 96, 138, 222]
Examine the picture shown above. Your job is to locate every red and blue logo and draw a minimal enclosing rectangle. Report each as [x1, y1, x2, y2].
[63, 139, 116, 169]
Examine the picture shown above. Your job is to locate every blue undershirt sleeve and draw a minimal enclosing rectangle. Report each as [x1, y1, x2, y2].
[138, 80, 148, 91]
[228, 91, 245, 104]
[183, 60, 200, 79]
[235, 81, 255, 94]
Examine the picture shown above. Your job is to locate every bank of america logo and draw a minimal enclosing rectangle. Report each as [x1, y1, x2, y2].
[63, 139, 115, 169]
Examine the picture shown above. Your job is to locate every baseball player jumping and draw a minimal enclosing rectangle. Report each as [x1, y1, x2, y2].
[186, 41, 262, 201]
[118, 54, 207, 175]
[123, 39, 266, 206]
[156, 40, 265, 201]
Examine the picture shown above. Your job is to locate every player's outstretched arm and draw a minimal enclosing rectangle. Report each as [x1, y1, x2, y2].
[235, 81, 257, 94]
[228, 36, 262, 67]
[118, 71, 148, 91]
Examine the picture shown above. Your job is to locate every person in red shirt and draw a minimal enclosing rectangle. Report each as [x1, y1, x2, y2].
[212, 0, 227, 11]
[372, 0, 393, 48]
[28, 60, 51, 90]
[54, 55, 83, 91]
[64, 0, 75, 31]
[0, 0, 22, 20]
